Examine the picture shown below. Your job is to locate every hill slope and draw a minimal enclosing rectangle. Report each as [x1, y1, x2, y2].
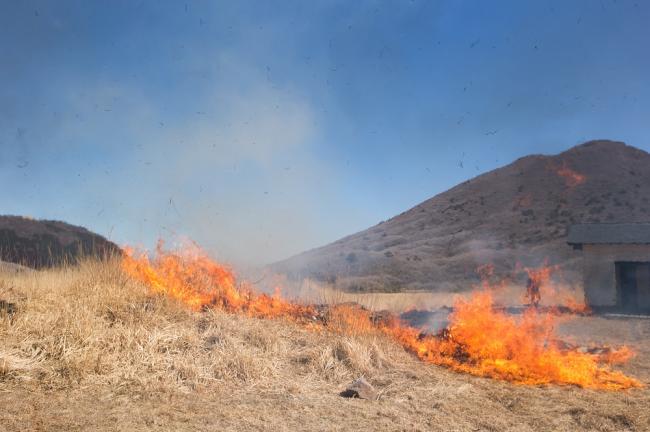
[0, 215, 120, 268]
[273, 140, 650, 292]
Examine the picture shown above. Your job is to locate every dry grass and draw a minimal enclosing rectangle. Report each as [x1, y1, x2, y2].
[1, 261, 649, 431]
[296, 280, 581, 313]
[288, 278, 465, 312]
[306, 285, 464, 312]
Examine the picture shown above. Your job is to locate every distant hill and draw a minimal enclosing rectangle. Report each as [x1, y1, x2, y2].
[272, 140, 650, 292]
[0, 260, 30, 274]
[0, 216, 120, 268]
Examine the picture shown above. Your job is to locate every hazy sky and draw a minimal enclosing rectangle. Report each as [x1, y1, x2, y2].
[1, 0, 649, 265]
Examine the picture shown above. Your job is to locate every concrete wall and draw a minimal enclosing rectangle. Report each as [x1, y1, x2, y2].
[638, 264, 650, 309]
[582, 244, 650, 308]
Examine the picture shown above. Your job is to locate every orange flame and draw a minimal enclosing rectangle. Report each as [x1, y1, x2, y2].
[523, 262, 591, 313]
[384, 292, 638, 390]
[523, 265, 555, 307]
[121, 242, 641, 390]
[122, 241, 316, 320]
[552, 161, 586, 188]
[563, 297, 592, 315]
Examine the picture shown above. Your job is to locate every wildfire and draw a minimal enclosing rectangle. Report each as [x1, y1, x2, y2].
[121, 242, 641, 390]
[552, 161, 586, 188]
[523, 263, 591, 314]
[385, 292, 638, 389]
[122, 241, 316, 320]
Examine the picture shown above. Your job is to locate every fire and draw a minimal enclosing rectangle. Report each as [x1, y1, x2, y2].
[523, 265, 554, 307]
[522, 263, 591, 314]
[385, 292, 638, 390]
[121, 242, 642, 390]
[551, 161, 586, 187]
[122, 241, 316, 320]
[563, 296, 592, 315]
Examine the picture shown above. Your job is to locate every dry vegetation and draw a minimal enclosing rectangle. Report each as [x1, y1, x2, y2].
[295, 279, 583, 313]
[1, 260, 649, 431]
[301, 285, 529, 313]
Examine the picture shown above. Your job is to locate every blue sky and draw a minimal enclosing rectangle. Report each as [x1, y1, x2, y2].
[1, 0, 649, 265]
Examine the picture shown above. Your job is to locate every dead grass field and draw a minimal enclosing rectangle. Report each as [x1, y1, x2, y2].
[298, 283, 580, 312]
[1, 261, 649, 431]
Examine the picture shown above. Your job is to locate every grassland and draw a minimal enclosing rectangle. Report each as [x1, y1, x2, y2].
[1, 260, 649, 431]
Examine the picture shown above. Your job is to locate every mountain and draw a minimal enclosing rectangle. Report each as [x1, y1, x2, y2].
[0, 216, 120, 268]
[272, 140, 650, 292]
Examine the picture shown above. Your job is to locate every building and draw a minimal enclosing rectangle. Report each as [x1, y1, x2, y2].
[567, 223, 650, 313]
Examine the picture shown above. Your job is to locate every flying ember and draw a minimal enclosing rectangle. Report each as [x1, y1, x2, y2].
[122, 241, 642, 390]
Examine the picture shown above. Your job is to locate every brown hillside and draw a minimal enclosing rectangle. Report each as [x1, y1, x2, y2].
[0, 215, 120, 268]
[273, 140, 650, 292]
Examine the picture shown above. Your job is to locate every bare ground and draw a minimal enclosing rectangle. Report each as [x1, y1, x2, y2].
[1, 262, 648, 431]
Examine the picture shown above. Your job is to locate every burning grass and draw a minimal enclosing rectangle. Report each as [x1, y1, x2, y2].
[0, 258, 407, 397]
[549, 160, 587, 188]
[1, 256, 649, 431]
[388, 292, 636, 389]
[122, 242, 641, 390]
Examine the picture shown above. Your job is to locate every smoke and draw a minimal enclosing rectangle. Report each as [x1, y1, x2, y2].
[1, 60, 343, 267]
[460, 235, 584, 307]
[101, 80, 336, 266]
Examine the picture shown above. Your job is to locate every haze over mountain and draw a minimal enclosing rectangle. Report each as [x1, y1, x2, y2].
[273, 140, 650, 292]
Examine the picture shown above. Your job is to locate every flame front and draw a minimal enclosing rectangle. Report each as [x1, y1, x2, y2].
[552, 161, 586, 187]
[122, 242, 642, 390]
[122, 241, 315, 319]
[385, 292, 638, 390]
